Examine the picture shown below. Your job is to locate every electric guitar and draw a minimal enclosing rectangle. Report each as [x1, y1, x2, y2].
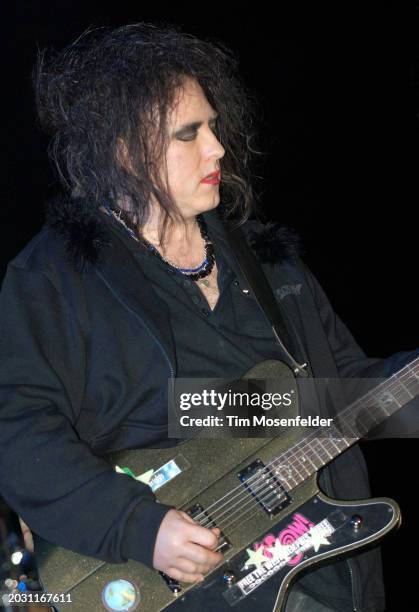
[34, 357, 419, 612]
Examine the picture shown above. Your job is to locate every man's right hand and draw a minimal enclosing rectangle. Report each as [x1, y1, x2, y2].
[153, 508, 223, 583]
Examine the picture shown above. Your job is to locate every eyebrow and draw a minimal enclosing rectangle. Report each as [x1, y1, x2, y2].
[174, 114, 218, 133]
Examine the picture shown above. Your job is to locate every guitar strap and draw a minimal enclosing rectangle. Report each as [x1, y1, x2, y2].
[224, 222, 309, 378]
[225, 223, 312, 612]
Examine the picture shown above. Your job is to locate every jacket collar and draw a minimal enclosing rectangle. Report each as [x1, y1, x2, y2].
[44, 194, 302, 272]
[44, 195, 302, 376]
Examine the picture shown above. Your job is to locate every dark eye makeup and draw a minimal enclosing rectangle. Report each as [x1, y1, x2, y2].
[176, 118, 219, 141]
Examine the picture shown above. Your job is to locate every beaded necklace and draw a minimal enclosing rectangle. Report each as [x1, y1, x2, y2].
[101, 202, 215, 281]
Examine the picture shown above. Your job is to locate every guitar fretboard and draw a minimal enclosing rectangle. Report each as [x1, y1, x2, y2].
[270, 357, 419, 491]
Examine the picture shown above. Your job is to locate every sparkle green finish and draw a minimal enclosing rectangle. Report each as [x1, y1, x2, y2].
[36, 432, 320, 611]
[33, 360, 401, 611]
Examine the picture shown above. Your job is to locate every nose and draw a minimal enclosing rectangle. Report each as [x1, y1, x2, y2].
[202, 126, 225, 161]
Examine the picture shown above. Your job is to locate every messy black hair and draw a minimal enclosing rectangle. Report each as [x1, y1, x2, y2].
[33, 22, 265, 244]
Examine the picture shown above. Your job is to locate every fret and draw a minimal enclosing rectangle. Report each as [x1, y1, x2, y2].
[348, 412, 369, 438]
[277, 454, 299, 486]
[404, 365, 419, 395]
[291, 467, 306, 486]
[308, 448, 321, 470]
[334, 413, 359, 439]
[355, 399, 381, 436]
[370, 389, 400, 419]
[268, 357, 419, 497]
[276, 475, 292, 491]
[311, 440, 328, 466]
[293, 444, 317, 476]
[409, 359, 419, 380]
[320, 440, 333, 460]
[273, 458, 298, 489]
[291, 462, 305, 484]
[391, 381, 413, 407]
[329, 436, 351, 454]
[327, 424, 352, 451]
[327, 437, 342, 455]
[364, 399, 383, 424]
[405, 376, 419, 394]
[300, 449, 317, 472]
[295, 452, 312, 477]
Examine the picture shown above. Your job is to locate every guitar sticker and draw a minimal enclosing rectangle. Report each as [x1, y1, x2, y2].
[238, 513, 334, 597]
[115, 458, 183, 492]
[101, 579, 140, 611]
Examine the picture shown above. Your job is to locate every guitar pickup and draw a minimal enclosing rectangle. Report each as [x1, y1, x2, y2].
[186, 503, 231, 554]
[238, 459, 291, 516]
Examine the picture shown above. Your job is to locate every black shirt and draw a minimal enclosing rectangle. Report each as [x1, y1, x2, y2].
[101, 211, 287, 381]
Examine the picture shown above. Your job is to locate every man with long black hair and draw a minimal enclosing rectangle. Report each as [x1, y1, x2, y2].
[1, 23, 418, 612]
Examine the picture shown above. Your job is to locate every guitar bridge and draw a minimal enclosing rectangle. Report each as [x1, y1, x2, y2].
[159, 502, 231, 595]
[238, 458, 291, 516]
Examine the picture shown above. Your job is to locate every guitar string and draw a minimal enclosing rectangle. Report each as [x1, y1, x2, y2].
[188, 365, 418, 533]
[212, 420, 371, 535]
[216, 364, 416, 513]
[197, 357, 417, 524]
[197, 370, 412, 534]
[200, 368, 416, 535]
[213, 494, 355, 555]
[192, 384, 393, 529]
[195, 425, 351, 530]
[199, 403, 394, 536]
[185, 366, 418, 557]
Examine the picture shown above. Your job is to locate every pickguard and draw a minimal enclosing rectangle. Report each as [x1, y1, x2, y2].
[167, 493, 399, 612]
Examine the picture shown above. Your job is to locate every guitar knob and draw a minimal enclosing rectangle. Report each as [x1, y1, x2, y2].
[223, 571, 236, 586]
[350, 515, 363, 530]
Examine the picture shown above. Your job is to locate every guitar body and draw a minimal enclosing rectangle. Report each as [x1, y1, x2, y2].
[35, 434, 400, 612]
[166, 492, 399, 612]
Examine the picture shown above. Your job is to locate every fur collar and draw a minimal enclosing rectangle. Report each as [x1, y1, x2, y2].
[245, 220, 303, 265]
[44, 194, 303, 270]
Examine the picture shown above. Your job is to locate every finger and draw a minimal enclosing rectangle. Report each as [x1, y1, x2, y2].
[185, 542, 223, 568]
[173, 557, 201, 575]
[180, 511, 220, 540]
[180, 512, 221, 548]
[188, 524, 220, 549]
[165, 567, 204, 584]
[179, 511, 196, 525]
[210, 527, 221, 549]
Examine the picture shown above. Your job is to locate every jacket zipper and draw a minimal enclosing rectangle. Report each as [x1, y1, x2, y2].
[322, 467, 360, 612]
[152, 334, 175, 379]
[346, 559, 359, 612]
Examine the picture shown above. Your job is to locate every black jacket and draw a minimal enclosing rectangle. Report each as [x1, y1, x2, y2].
[0, 196, 417, 611]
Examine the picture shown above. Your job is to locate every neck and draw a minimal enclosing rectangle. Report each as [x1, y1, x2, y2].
[141, 209, 201, 250]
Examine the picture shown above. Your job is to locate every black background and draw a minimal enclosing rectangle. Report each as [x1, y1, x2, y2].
[2, 2, 419, 610]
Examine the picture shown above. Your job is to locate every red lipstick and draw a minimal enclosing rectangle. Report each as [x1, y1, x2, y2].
[201, 170, 221, 184]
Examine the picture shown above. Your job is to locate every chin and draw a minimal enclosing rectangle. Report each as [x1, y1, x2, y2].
[202, 196, 220, 213]
[181, 196, 220, 218]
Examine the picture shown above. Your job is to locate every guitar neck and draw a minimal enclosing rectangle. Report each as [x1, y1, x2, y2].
[270, 357, 419, 492]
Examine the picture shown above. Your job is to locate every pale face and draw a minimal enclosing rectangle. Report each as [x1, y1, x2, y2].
[162, 78, 225, 220]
